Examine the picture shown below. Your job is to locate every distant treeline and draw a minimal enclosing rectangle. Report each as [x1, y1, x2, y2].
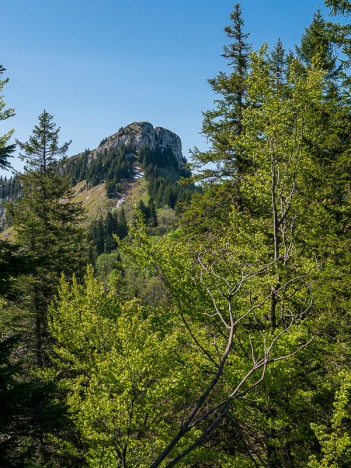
[138, 146, 194, 209]
[0, 175, 21, 201]
[63, 146, 133, 195]
[0, 176, 21, 231]
[88, 208, 129, 258]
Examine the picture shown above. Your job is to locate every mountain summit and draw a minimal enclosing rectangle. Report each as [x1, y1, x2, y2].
[94, 122, 186, 169]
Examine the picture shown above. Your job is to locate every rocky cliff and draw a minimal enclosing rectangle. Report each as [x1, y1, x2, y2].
[94, 122, 186, 168]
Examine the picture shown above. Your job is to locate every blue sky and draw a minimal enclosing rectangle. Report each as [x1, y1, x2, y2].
[1, 1, 335, 174]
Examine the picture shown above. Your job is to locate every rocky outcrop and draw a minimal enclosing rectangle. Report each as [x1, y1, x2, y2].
[94, 122, 186, 168]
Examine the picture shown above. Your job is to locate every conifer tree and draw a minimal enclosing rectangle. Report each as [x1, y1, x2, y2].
[183, 4, 253, 234]
[295, 8, 345, 103]
[296, 10, 339, 74]
[148, 198, 158, 227]
[9, 110, 87, 367]
[269, 38, 287, 88]
[117, 208, 128, 239]
[324, 0, 351, 15]
[104, 211, 118, 253]
[0, 65, 15, 171]
[192, 3, 251, 180]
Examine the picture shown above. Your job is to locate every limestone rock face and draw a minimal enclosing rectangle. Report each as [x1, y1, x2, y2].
[95, 122, 186, 167]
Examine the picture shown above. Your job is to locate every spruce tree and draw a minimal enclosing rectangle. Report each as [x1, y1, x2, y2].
[0, 65, 15, 170]
[117, 208, 128, 239]
[9, 110, 87, 367]
[295, 8, 345, 103]
[324, 0, 351, 15]
[183, 4, 253, 235]
[192, 3, 251, 179]
[296, 10, 339, 73]
[148, 198, 158, 227]
[104, 211, 118, 253]
[269, 38, 287, 88]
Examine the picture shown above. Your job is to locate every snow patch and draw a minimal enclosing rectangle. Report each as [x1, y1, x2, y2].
[116, 195, 126, 207]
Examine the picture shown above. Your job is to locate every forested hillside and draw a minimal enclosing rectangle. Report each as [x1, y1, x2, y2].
[0, 121, 195, 250]
[61, 121, 192, 207]
[1, 1, 351, 466]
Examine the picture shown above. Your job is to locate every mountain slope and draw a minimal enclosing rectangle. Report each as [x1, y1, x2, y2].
[63, 121, 192, 217]
[1, 121, 194, 238]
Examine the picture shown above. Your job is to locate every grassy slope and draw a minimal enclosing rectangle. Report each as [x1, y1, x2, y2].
[75, 176, 150, 221]
[0, 225, 15, 242]
[72, 181, 113, 226]
[1, 176, 179, 241]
